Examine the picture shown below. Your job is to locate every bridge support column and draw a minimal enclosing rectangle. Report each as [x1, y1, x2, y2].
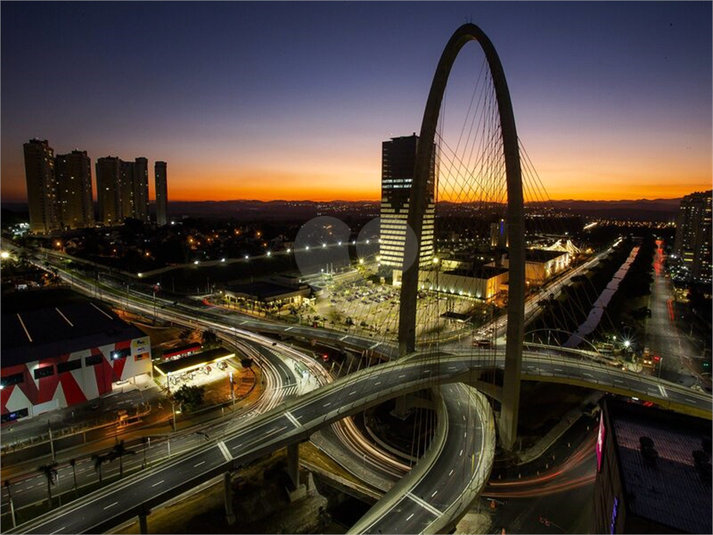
[224, 472, 236, 525]
[138, 506, 151, 534]
[287, 442, 300, 489]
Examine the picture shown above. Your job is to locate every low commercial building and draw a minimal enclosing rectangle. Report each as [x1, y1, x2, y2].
[1, 289, 152, 423]
[497, 248, 571, 285]
[594, 398, 711, 534]
[224, 278, 311, 307]
[419, 265, 508, 301]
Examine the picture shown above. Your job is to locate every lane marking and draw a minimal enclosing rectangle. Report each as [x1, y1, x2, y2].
[406, 513, 414, 521]
[231, 443, 244, 450]
[431, 490, 438, 497]
[398, 374, 406, 379]
[51, 528, 66, 534]
[339, 335, 348, 341]
[459, 449, 463, 456]
[448, 469, 454, 476]
[285, 411, 302, 429]
[406, 492, 442, 516]
[323, 402, 331, 407]
[194, 461, 205, 468]
[151, 480, 164, 487]
[374, 381, 382, 386]
[685, 398, 697, 403]
[658, 384, 668, 398]
[349, 391, 357, 396]
[218, 441, 233, 462]
[103, 501, 119, 510]
[285, 327, 294, 332]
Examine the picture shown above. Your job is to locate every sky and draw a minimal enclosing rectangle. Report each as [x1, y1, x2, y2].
[1, 2, 711, 203]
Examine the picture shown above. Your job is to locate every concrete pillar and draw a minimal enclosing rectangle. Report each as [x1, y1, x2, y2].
[224, 472, 236, 525]
[394, 395, 408, 419]
[287, 442, 300, 489]
[139, 511, 149, 534]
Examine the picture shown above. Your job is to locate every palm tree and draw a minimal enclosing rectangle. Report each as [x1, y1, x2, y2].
[69, 459, 78, 495]
[92, 453, 106, 484]
[36, 461, 58, 508]
[108, 440, 136, 478]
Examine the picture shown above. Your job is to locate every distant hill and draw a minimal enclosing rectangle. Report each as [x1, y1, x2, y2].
[538, 198, 681, 221]
[1, 198, 681, 222]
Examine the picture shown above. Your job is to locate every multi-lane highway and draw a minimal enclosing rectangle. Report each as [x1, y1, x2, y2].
[5, 243, 711, 534]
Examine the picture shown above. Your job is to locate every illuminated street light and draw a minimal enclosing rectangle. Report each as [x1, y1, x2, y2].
[245, 255, 249, 260]
[286, 248, 291, 253]
[305, 246, 310, 251]
[0, 251, 9, 259]
[138, 273, 143, 278]
[322, 243, 327, 248]
[624, 340, 631, 348]
[221, 258, 226, 262]
[194, 260, 199, 265]
[267, 251, 271, 257]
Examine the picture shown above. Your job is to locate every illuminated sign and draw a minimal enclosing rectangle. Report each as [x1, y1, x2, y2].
[131, 337, 150, 356]
[610, 497, 619, 533]
[596, 411, 606, 472]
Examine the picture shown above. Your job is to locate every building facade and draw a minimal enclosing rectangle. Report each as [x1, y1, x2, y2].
[674, 190, 712, 283]
[96, 156, 123, 226]
[1, 293, 152, 423]
[133, 157, 150, 222]
[380, 134, 435, 283]
[55, 150, 94, 229]
[155, 161, 168, 226]
[23, 139, 59, 234]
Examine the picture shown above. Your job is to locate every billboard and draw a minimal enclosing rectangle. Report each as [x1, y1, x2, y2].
[596, 411, 606, 472]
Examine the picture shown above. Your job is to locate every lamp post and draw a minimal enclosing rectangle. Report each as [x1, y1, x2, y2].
[657, 356, 664, 382]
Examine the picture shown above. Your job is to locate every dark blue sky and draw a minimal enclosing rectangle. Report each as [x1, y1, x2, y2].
[2, 2, 711, 201]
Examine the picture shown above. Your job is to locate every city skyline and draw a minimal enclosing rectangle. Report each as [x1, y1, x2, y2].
[2, 2, 711, 204]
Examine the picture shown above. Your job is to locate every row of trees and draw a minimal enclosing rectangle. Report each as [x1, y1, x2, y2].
[32, 439, 137, 510]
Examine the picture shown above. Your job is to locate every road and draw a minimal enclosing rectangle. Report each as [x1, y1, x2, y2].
[645, 239, 703, 387]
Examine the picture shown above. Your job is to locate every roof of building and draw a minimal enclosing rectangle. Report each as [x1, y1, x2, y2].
[606, 398, 712, 534]
[154, 347, 234, 376]
[446, 265, 508, 279]
[525, 248, 568, 263]
[225, 281, 310, 301]
[1, 288, 146, 368]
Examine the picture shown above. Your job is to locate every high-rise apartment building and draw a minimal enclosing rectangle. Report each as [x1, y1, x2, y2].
[380, 134, 435, 284]
[23, 139, 59, 234]
[55, 150, 94, 230]
[119, 160, 135, 220]
[155, 161, 168, 226]
[96, 156, 123, 226]
[674, 190, 712, 283]
[133, 157, 149, 222]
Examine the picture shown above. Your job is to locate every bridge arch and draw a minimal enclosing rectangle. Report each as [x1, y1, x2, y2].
[396, 23, 525, 449]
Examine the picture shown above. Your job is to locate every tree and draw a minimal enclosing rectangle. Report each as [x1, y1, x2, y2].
[173, 384, 205, 413]
[201, 329, 218, 347]
[37, 461, 58, 508]
[107, 440, 136, 478]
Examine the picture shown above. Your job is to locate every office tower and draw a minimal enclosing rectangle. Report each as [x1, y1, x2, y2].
[155, 161, 168, 226]
[96, 156, 123, 226]
[674, 190, 712, 282]
[55, 150, 94, 230]
[380, 134, 435, 284]
[23, 139, 59, 234]
[133, 157, 149, 222]
[490, 219, 508, 249]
